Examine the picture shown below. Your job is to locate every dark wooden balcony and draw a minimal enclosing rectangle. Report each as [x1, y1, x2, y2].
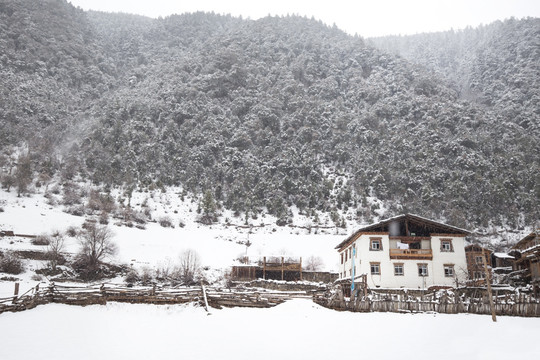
[389, 248, 433, 260]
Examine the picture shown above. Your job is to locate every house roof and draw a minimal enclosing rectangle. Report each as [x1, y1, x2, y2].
[510, 232, 539, 250]
[335, 213, 470, 250]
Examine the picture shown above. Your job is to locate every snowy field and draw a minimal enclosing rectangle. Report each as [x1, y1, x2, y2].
[1, 299, 539, 360]
[0, 187, 346, 297]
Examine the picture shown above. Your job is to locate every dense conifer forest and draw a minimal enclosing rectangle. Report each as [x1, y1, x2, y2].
[1, 0, 538, 230]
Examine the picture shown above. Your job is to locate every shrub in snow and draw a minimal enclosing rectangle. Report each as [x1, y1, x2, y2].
[158, 216, 174, 228]
[62, 183, 83, 206]
[87, 189, 116, 213]
[32, 234, 51, 246]
[178, 219, 185, 228]
[66, 226, 78, 237]
[99, 212, 109, 225]
[131, 210, 147, 224]
[124, 269, 140, 285]
[65, 205, 85, 217]
[0, 252, 25, 275]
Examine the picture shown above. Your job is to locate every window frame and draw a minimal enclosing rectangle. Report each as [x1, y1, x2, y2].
[370, 262, 381, 275]
[418, 263, 428, 277]
[440, 238, 454, 252]
[444, 264, 455, 277]
[394, 263, 404, 276]
[370, 237, 383, 251]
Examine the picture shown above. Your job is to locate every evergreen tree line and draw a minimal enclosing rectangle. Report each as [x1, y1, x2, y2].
[0, 0, 538, 230]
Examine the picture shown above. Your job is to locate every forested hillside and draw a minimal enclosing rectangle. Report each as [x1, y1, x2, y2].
[1, 0, 538, 230]
[369, 18, 540, 135]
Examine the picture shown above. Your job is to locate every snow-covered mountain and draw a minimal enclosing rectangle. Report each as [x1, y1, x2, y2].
[1, 0, 538, 232]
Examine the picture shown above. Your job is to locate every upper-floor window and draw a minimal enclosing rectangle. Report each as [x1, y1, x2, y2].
[441, 239, 454, 252]
[345, 250, 348, 262]
[475, 256, 484, 264]
[370, 238, 382, 251]
[340, 253, 344, 264]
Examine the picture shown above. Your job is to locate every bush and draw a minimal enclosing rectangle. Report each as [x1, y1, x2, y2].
[0, 252, 25, 274]
[66, 226, 78, 237]
[32, 234, 50, 246]
[99, 212, 109, 225]
[125, 269, 140, 284]
[158, 216, 174, 228]
[65, 205, 85, 217]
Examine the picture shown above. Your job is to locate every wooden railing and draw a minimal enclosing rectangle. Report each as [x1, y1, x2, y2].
[0, 283, 313, 315]
[389, 248, 433, 260]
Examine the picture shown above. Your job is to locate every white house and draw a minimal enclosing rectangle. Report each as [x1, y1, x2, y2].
[336, 214, 470, 290]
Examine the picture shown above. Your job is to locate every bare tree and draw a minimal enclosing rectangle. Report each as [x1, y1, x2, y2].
[305, 255, 324, 271]
[177, 249, 201, 284]
[47, 230, 65, 272]
[76, 224, 117, 278]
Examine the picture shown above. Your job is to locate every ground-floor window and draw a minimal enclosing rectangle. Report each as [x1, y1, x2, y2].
[370, 262, 381, 275]
[394, 263, 404, 276]
[418, 263, 428, 277]
[444, 264, 455, 277]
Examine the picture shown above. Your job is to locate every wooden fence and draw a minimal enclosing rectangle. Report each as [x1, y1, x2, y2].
[314, 291, 540, 317]
[4, 283, 538, 317]
[0, 283, 311, 315]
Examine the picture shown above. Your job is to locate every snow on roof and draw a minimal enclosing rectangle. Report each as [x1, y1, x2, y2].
[335, 213, 470, 250]
[493, 252, 514, 259]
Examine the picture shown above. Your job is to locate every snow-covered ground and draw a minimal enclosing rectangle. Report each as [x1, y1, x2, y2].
[1, 298, 539, 360]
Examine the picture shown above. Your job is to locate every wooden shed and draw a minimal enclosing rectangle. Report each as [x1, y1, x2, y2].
[231, 256, 303, 281]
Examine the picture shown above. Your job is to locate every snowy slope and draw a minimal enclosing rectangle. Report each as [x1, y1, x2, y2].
[0, 187, 342, 296]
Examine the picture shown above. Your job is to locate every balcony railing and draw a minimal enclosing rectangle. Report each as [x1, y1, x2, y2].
[389, 249, 433, 260]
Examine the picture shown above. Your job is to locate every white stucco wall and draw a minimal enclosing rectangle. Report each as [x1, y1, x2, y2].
[338, 234, 468, 289]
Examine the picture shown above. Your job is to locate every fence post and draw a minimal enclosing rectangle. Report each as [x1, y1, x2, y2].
[48, 282, 55, 302]
[12, 282, 19, 304]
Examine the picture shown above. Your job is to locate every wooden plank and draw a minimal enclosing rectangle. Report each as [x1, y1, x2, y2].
[281, 257, 284, 281]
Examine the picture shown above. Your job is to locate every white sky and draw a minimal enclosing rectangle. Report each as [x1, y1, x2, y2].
[68, 0, 539, 37]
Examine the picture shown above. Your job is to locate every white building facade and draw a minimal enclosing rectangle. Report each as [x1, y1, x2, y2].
[336, 214, 469, 290]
